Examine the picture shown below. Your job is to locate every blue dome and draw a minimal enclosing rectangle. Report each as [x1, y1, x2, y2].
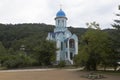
[56, 9, 66, 17]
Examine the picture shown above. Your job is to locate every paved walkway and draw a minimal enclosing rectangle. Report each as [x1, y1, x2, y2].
[0, 68, 119, 80]
[0, 69, 85, 80]
[0, 68, 83, 72]
[0, 68, 55, 72]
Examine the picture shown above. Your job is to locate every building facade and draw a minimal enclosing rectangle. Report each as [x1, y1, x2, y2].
[47, 9, 78, 64]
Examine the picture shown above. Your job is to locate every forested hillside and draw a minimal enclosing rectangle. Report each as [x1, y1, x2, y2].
[0, 23, 118, 69]
[0, 23, 53, 48]
[0, 23, 87, 68]
[0, 23, 87, 49]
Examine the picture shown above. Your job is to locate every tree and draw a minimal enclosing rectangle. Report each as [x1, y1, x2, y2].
[33, 40, 56, 66]
[3, 51, 36, 68]
[110, 6, 120, 71]
[112, 7, 120, 47]
[0, 42, 7, 66]
[76, 22, 110, 71]
[0, 42, 6, 55]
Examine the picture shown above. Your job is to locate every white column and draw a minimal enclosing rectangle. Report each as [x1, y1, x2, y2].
[75, 41, 78, 55]
[56, 40, 60, 61]
[67, 39, 70, 60]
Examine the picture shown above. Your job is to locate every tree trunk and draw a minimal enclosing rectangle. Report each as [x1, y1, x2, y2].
[84, 62, 91, 71]
[91, 62, 97, 71]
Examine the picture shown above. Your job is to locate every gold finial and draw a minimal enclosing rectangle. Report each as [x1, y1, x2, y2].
[60, 4, 62, 9]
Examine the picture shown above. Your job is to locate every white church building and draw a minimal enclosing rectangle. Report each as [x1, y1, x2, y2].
[47, 9, 78, 65]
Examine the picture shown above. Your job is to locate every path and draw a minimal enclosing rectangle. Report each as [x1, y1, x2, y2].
[0, 68, 119, 80]
[0, 69, 85, 80]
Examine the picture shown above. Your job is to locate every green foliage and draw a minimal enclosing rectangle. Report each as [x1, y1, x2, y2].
[0, 22, 119, 70]
[110, 8, 120, 71]
[2, 40, 56, 68]
[0, 42, 7, 65]
[57, 61, 66, 68]
[76, 22, 110, 71]
[0, 23, 60, 68]
[0, 42, 6, 55]
[73, 55, 82, 67]
[3, 52, 36, 68]
[33, 40, 56, 66]
[0, 23, 54, 49]
[0, 23, 87, 49]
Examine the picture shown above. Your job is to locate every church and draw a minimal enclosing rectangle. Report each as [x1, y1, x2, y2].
[47, 8, 78, 65]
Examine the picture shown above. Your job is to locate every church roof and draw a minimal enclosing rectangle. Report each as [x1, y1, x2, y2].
[56, 9, 66, 17]
[50, 31, 65, 38]
[64, 38, 69, 42]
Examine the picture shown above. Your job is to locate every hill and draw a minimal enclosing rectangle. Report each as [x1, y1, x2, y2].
[0, 23, 87, 49]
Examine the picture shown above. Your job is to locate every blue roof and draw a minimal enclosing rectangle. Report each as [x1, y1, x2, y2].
[64, 38, 69, 42]
[50, 31, 65, 38]
[56, 9, 66, 17]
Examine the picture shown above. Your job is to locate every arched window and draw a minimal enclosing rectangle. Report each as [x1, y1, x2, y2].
[66, 52, 68, 58]
[70, 52, 73, 60]
[66, 42, 67, 48]
[62, 20, 64, 27]
[69, 39, 75, 48]
[61, 42, 63, 50]
[58, 20, 60, 25]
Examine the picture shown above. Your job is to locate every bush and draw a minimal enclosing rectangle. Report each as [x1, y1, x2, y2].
[57, 61, 66, 68]
[2, 53, 36, 69]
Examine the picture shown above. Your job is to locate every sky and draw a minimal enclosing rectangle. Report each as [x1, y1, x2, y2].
[0, 0, 120, 29]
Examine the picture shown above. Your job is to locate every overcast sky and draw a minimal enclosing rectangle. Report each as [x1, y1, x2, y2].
[0, 0, 120, 29]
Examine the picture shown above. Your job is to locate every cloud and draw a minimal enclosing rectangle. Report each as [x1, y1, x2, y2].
[0, 0, 120, 29]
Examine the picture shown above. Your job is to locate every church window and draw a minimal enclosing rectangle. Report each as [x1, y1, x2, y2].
[66, 52, 68, 58]
[58, 20, 60, 25]
[62, 20, 64, 26]
[69, 39, 75, 48]
[66, 42, 67, 48]
[61, 42, 63, 50]
[70, 52, 73, 60]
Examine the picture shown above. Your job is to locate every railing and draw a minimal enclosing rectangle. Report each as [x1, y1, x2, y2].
[69, 48, 75, 51]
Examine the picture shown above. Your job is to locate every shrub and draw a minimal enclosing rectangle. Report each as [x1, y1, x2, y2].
[2, 53, 36, 69]
[57, 61, 66, 68]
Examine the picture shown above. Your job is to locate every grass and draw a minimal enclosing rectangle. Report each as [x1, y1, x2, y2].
[0, 67, 7, 70]
[96, 70, 120, 75]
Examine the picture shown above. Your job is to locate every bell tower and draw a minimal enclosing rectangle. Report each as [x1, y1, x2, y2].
[54, 9, 67, 32]
[47, 8, 78, 65]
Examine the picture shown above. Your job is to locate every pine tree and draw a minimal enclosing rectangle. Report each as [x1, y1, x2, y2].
[111, 6, 120, 71]
[112, 6, 120, 54]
